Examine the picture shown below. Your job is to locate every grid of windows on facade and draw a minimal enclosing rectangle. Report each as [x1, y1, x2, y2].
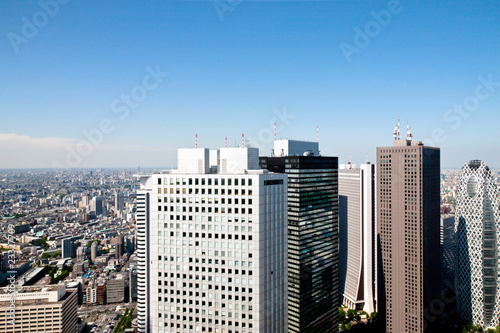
[377, 143, 441, 333]
[156, 176, 255, 220]
[153, 175, 266, 333]
[379, 153, 392, 274]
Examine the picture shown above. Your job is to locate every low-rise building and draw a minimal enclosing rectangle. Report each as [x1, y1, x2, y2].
[106, 274, 125, 304]
[0, 284, 77, 333]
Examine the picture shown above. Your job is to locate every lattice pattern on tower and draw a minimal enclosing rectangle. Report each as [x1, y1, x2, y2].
[455, 160, 500, 329]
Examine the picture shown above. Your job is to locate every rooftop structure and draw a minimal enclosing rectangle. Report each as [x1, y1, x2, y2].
[0, 285, 78, 333]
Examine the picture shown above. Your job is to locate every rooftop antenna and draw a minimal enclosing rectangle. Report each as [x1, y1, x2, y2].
[393, 123, 398, 140]
[195, 134, 198, 149]
[397, 116, 401, 140]
[274, 122, 277, 141]
[407, 120, 413, 141]
[225, 137, 227, 148]
[366, 152, 368, 164]
[242, 134, 244, 148]
[349, 153, 352, 165]
[317, 125, 319, 143]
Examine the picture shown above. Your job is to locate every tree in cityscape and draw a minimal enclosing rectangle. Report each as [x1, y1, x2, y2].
[339, 308, 347, 324]
[31, 236, 49, 250]
[347, 309, 357, 321]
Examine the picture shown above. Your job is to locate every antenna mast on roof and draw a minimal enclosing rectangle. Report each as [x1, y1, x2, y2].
[195, 134, 198, 149]
[225, 137, 227, 148]
[317, 126, 319, 143]
[397, 116, 401, 140]
[407, 120, 413, 141]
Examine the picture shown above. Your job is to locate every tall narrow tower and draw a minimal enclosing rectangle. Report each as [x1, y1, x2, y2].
[455, 160, 500, 329]
[339, 162, 377, 313]
[260, 139, 339, 333]
[376, 123, 440, 332]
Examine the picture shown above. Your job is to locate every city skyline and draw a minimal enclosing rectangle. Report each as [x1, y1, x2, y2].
[1, 1, 499, 169]
[0, 137, 498, 331]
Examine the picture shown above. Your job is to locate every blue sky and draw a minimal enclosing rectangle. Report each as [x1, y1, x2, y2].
[0, 0, 499, 168]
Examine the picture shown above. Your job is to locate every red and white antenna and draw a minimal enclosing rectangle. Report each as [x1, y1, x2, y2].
[397, 116, 401, 140]
[225, 137, 227, 148]
[242, 134, 244, 148]
[407, 120, 413, 140]
[316, 126, 319, 143]
[393, 125, 398, 140]
[366, 153, 368, 164]
[195, 134, 198, 149]
[274, 122, 277, 141]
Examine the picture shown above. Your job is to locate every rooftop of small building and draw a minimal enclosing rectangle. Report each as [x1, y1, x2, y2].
[0, 284, 64, 295]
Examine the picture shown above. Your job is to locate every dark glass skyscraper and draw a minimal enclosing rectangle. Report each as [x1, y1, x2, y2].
[260, 139, 339, 333]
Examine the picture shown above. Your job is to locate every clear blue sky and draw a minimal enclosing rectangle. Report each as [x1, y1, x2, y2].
[1, 0, 499, 169]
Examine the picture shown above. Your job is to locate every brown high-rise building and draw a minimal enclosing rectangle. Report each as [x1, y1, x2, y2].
[377, 129, 440, 332]
[96, 281, 106, 305]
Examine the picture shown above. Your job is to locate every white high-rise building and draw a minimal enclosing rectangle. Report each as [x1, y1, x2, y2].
[455, 160, 500, 329]
[338, 162, 377, 313]
[136, 147, 288, 333]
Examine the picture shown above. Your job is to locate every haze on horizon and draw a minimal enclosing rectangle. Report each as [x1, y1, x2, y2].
[1, 0, 499, 169]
